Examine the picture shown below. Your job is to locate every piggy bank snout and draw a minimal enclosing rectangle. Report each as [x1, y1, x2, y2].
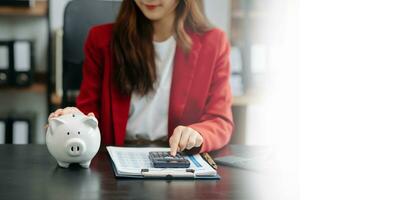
[65, 138, 86, 157]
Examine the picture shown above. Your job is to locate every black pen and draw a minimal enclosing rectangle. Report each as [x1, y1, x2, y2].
[201, 153, 218, 170]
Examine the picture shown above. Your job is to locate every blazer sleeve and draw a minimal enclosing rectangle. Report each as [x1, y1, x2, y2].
[189, 31, 234, 153]
[76, 28, 103, 120]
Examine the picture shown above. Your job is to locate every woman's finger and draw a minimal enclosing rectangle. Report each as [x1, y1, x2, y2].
[63, 107, 77, 115]
[54, 109, 63, 117]
[178, 130, 190, 151]
[48, 112, 55, 120]
[169, 126, 184, 156]
[195, 133, 204, 147]
[186, 133, 197, 150]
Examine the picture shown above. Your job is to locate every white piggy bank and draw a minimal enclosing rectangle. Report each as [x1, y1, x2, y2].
[46, 113, 101, 168]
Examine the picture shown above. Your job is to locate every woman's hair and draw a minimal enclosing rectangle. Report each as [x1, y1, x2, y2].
[112, 0, 211, 96]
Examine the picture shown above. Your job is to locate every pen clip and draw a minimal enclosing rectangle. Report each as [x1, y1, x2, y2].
[201, 153, 218, 170]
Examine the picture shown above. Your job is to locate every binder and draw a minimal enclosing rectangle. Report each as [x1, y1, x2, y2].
[0, 41, 11, 86]
[6, 113, 34, 144]
[12, 40, 33, 87]
[231, 74, 244, 96]
[230, 46, 244, 96]
[0, 0, 35, 7]
[5, 117, 12, 144]
[12, 119, 30, 144]
[230, 46, 243, 74]
[0, 117, 6, 144]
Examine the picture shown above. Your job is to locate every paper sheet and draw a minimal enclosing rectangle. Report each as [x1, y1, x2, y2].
[106, 146, 216, 177]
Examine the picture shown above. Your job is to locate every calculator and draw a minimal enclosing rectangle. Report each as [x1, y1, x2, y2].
[149, 151, 190, 168]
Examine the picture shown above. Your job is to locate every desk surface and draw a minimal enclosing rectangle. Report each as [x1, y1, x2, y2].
[0, 145, 267, 200]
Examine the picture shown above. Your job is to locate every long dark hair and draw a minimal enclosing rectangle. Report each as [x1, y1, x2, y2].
[112, 0, 211, 96]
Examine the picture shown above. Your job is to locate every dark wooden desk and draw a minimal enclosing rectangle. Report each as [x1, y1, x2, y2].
[0, 145, 267, 200]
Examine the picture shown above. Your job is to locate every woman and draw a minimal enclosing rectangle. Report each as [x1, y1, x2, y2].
[49, 0, 233, 155]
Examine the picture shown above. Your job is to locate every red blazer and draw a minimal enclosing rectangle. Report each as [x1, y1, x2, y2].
[76, 24, 233, 153]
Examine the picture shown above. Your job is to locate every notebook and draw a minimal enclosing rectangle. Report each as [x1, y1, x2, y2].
[213, 145, 270, 171]
[106, 146, 220, 179]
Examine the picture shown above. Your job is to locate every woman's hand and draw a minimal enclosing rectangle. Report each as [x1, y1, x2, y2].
[46, 107, 94, 130]
[48, 107, 94, 121]
[169, 126, 203, 156]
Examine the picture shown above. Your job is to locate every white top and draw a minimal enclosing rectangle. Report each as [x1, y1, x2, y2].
[125, 36, 176, 141]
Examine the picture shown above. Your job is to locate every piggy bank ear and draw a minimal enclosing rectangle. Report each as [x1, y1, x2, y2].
[83, 116, 98, 129]
[49, 118, 65, 135]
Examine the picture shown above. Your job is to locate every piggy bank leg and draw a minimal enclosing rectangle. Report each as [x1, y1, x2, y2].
[80, 160, 91, 168]
[57, 161, 70, 168]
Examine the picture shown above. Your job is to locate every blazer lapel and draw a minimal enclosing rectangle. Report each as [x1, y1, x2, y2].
[168, 34, 202, 137]
[110, 77, 131, 146]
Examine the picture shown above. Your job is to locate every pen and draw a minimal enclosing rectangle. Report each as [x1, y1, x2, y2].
[201, 153, 218, 170]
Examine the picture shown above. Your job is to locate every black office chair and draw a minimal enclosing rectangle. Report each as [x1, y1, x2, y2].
[62, 0, 121, 106]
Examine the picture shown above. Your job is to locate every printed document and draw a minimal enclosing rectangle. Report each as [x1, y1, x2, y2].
[106, 146, 217, 177]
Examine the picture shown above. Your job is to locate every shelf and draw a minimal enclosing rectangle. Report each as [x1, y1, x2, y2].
[0, 83, 46, 93]
[0, 1, 48, 17]
[233, 92, 265, 106]
[51, 93, 264, 107]
[231, 11, 268, 19]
